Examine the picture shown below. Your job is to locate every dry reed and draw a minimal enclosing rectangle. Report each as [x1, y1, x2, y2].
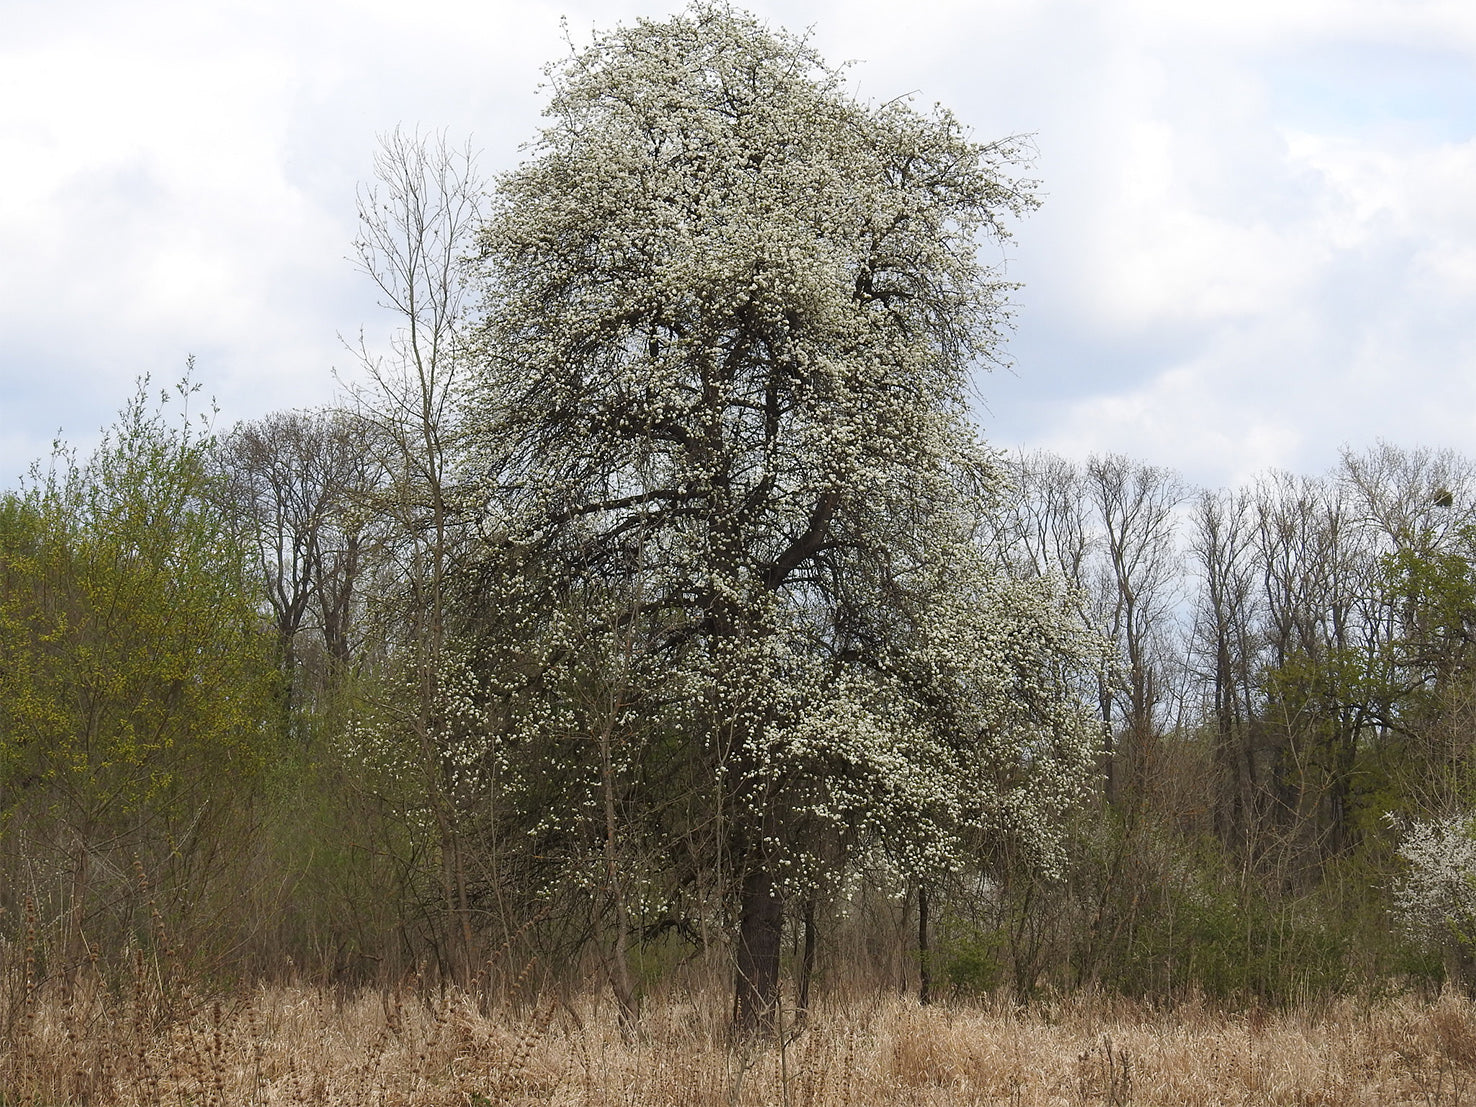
[6, 971, 1476, 1105]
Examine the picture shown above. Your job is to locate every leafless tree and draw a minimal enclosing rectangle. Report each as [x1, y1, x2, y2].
[1187, 487, 1262, 853]
[997, 450, 1095, 587]
[1340, 442, 1476, 556]
[347, 126, 486, 986]
[1250, 472, 1390, 876]
[1084, 454, 1187, 803]
[215, 407, 381, 703]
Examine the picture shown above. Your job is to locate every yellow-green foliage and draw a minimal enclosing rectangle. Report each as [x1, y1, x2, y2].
[0, 375, 275, 940]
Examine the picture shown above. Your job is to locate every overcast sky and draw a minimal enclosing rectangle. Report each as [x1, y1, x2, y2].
[3, 0, 1473, 490]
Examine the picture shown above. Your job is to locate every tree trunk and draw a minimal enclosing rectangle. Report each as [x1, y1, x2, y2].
[918, 883, 932, 1006]
[796, 897, 817, 1020]
[734, 865, 783, 1038]
[600, 715, 639, 1037]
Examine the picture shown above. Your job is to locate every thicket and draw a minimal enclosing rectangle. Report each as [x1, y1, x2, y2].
[6, 5, 1476, 1059]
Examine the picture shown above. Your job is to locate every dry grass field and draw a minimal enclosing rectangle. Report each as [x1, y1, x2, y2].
[7, 969, 1476, 1107]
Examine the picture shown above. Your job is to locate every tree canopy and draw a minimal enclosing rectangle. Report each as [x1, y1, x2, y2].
[463, 2, 1104, 1032]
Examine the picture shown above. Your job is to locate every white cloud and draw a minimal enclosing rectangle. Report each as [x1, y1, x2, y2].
[1, 0, 1473, 491]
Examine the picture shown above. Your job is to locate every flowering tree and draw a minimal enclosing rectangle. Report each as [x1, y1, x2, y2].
[1391, 813, 1476, 989]
[466, 3, 1103, 1033]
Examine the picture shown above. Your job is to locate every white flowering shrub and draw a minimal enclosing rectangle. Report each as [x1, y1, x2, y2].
[458, 2, 1106, 1028]
[1391, 813, 1476, 962]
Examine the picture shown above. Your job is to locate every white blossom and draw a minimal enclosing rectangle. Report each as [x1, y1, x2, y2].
[457, 2, 1101, 936]
[1390, 812, 1476, 953]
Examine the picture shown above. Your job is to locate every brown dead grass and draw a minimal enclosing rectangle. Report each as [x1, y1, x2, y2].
[6, 974, 1476, 1105]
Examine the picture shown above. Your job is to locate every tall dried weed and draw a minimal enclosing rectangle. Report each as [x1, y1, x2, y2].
[8, 947, 1476, 1105]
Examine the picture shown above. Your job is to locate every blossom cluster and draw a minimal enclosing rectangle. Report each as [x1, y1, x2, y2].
[1391, 812, 1476, 952]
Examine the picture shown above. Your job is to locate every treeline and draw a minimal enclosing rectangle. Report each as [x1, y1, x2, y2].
[975, 445, 1476, 999]
[4, 373, 1473, 1007]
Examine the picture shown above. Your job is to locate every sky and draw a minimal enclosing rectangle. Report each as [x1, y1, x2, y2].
[2, 0, 1474, 491]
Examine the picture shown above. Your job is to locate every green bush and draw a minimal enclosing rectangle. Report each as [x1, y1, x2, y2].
[938, 928, 1007, 997]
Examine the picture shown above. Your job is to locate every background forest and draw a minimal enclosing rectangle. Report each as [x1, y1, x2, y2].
[6, 383, 1474, 1013]
[5, 7, 1476, 1050]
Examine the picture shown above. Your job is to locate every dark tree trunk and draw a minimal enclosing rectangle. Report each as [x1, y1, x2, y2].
[918, 882, 932, 1006]
[796, 897, 817, 1020]
[734, 865, 784, 1037]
